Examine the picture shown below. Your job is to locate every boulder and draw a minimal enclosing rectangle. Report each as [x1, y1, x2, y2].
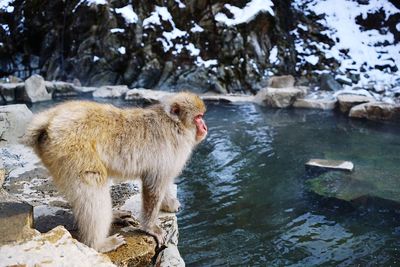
[0, 226, 115, 266]
[255, 87, 304, 108]
[93, 85, 129, 98]
[349, 102, 400, 121]
[267, 75, 295, 88]
[337, 94, 373, 113]
[0, 190, 36, 245]
[45, 81, 77, 97]
[0, 104, 33, 145]
[0, 83, 24, 104]
[320, 73, 342, 91]
[305, 159, 354, 172]
[293, 98, 337, 110]
[23, 75, 52, 102]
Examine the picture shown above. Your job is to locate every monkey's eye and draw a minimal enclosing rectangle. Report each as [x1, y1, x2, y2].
[194, 114, 203, 120]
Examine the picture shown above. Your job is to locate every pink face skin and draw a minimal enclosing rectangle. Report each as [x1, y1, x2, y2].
[194, 113, 208, 141]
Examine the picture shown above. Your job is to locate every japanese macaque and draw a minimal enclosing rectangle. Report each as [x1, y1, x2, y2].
[24, 92, 207, 253]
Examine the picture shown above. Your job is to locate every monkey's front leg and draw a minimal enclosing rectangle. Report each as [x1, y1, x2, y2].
[141, 180, 167, 246]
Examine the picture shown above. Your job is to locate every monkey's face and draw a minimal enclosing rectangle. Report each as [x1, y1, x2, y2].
[194, 113, 207, 142]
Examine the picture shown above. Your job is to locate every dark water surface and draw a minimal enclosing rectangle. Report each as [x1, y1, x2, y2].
[31, 99, 400, 266]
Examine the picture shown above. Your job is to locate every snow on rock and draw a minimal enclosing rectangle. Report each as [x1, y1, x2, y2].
[115, 5, 138, 24]
[293, 0, 400, 89]
[0, 226, 115, 267]
[117, 46, 126, 54]
[195, 57, 218, 68]
[1, 145, 40, 179]
[215, 0, 274, 26]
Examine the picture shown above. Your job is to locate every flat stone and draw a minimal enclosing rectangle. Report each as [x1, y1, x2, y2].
[0, 104, 33, 145]
[201, 94, 255, 104]
[0, 190, 36, 245]
[93, 85, 129, 98]
[293, 98, 337, 110]
[0, 226, 115, 266]
[255, 87, 304, 108]
[23, 75, 52, 102]
[306, 159, 354, 172]
[337, 94, 373, 113]
[349, 102, 400, 122]
[45, 81, 77, 97]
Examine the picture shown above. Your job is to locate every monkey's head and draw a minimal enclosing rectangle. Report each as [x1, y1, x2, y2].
[163, 92, 208, 143]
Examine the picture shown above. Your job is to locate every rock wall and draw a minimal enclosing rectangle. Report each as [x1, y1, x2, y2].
[2, 0, 397, 95]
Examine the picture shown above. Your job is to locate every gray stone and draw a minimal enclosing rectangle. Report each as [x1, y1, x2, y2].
[337, 94, 373, 113]
[0, 104, 33, 145]
[0, 83, 24, 104]
[306, 159, 354, 172]
[320, 73, 342, 91]
[268, 75, 295, 88]
[293, 98, 337, 110]
[158, 244, 185, 267]
[93, 85, 129, 98]
[0, 190, 36, 245]
[45, 81, 77, 97]
[349, 102, 400, 121]
[24, 75, 52, 102]
[255, 87, 304, 108]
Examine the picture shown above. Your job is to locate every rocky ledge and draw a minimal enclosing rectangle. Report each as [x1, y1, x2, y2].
[0, 105, 184, 266]
[3, 74, 400, 123]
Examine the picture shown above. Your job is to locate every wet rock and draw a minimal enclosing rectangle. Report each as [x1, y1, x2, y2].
[0, 226, 115, 266]
[268, 75, 295, 88]
[306, 159, 354, 172]
[349, 102, 400, 121]
[337, 94, 373, 113]
[255, 87, 304, 108]
[293, 98, 337, 110]
[0, 83, 24, 104]
[0, 190, 36, 245]
[0, 104, 33, 145]
[320, 73, 342, 91]
[93, 85, 129, 98]
[23, 75, 52, 102]
[105, 228, 156, 267]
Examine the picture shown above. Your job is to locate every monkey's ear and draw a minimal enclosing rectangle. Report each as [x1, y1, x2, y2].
[170, 103, 180, 116]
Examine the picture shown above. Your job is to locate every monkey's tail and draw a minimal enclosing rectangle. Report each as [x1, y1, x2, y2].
[23, 110, 53, 151]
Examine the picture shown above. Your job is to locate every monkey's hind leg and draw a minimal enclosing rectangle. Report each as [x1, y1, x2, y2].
[69, 173, 126, 253]
[161, 183, 181, 213]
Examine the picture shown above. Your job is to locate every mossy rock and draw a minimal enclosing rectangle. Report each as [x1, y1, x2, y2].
[306, 170, 400, 204]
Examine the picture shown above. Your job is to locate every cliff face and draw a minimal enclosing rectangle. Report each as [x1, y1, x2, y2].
[0, 0, 399, 94]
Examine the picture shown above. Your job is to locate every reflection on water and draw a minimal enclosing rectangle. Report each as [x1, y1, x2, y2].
[30, 99, 400, 266]
[178, 103, 400, 266]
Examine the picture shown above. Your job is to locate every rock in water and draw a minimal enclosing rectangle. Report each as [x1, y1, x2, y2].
[305, 159, 354, 172]
[337, 94, 373, 113]
[349, 102, 400, 121]
[23, 75, 52, 102]
[293, 98, 337, 110]
[255, 87, 304, 108]
[93, 85, 129, 98]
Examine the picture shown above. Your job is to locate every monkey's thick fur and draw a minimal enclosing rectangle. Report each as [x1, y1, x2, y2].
[25, 92, 207, 252]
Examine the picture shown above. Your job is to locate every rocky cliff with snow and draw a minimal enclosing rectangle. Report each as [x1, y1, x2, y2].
[0, 0, 399, 97]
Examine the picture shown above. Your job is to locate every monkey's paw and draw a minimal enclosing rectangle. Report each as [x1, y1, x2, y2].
[161, 198, 181, 213]
[144, 225, 167, 248]
[97, 234, 126, 253]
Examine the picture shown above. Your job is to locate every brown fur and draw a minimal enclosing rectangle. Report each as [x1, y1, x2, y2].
[24, 92, 207, 252]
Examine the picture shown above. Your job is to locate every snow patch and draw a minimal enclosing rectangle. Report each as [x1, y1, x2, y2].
[215, 0, 274, 26]
[190, 23, 204, 33]
[115, 5, 138, 24]
[110, 28, 125, 33]
[93, 56, 99, 62]
[117, 46, 126, 54]
[269, 46, 278, 63]
[0, 0, 14, 12]
[196, 57, 218, 68]
[1, 144, 40, 178]
[175, 0, 186, 8]
[304, 55, 319, 65]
